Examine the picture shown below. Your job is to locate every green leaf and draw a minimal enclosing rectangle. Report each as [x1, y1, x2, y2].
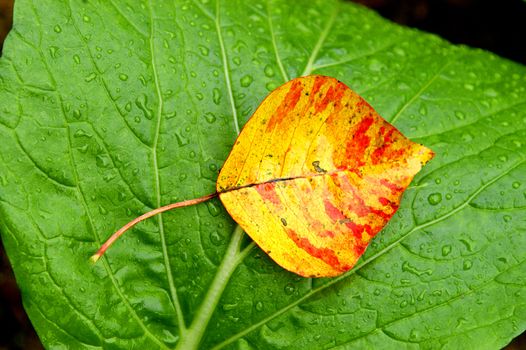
[0, 0, 525, 348]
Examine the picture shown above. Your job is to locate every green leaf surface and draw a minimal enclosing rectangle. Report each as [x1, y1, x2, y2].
[0, 0, 525, 349]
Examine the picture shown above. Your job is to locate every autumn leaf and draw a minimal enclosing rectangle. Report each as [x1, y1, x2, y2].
[217, 75, 434, 277]
[93, 75, 434, 278]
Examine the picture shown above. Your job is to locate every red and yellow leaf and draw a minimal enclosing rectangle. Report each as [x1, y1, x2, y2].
[217, 75, 434, 277]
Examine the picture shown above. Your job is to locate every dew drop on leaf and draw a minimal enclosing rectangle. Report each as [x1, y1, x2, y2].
[85, 72, 97, 82]
[441, 245, 452, 256]
[427, 193, 442, 205]
[119, 74, 128, 81]
[54, 25, 62, 33]
[222, 303, 238, 311]
[98, 205, 108, 215]
[118, 192, 126, 202]
[74, 129, 91, 138]
[455, 111, 466, 120]
[198, 46, 209, 56]
[264, 65, 275, 77]
[240, 74, 253, 87]
[512, 181, 520, 189]
[206, 201, 221, 217]
[49, 46, 59, 58]
[284, 283, 295, 295]
[209, 231, 224, 245]
[463, 260, 473, 270]
[204, 112, 216, 124]
[255, 301, 263, 311]
[212, 88, 221, 105]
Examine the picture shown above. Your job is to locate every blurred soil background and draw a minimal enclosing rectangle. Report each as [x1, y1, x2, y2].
[0, 0, 524, 349]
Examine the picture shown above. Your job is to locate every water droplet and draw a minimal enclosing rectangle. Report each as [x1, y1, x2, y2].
[374, 289, 381, 296]
[409, 329, 419, 341]
[455, 111, 466, 120]
[98, 205, 108, 215]
[73, 109, 82, 119]
[54, 25, 62, 33]
[400, 300, 408, 308]
[222, 303, 238, 311]
[266, 81, 278, 91]
[209, 163, 218, 172]
[73, 55, 80, 64]
[119, 73, 128, 81]
[419, 105, 427, 116]
[135, 94, 153, 119]
[83, 15, 91, 22]
[255, 301, 263, 311]
[198, 46, 209, 56]
[179, 173, 187, 181]
[96, 155, 111, 168]
[212, 88, 221, 105]
[463, 83, 474, 91]
[445, 193, 452, 200]
[503, 215, 512, 222]
[484, 88, 498, 97]
[49, 46, 59, 58]
[427, 193, 442, 205]
[196, 92, 204, 100]
[498, 155, 508, 162]
[181, 252, 188, 262]
[74, 129, 92, 138]
[434, 178, 441, 184]
[512, 181, 520, 189]
[232, 57, 241, 65]
[240, 74, 253, 87]
[206, 201, 221, 217]
[264, 65, 275, 77]
[118, 192, 127, 201]
[85, 72, 97, 82]
[441, 245, 452, 256]
[463, 260, 473, 270]
[284, 283, 295, 295]
[204, 112, 216, 124]
[209, 231, 224, 245]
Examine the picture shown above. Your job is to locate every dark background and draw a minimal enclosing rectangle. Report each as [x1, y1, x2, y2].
[0, 0, 525, 349]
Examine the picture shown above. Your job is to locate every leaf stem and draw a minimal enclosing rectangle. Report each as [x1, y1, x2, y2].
[90, 193, 217, 263]
[175, 224, 249, 350]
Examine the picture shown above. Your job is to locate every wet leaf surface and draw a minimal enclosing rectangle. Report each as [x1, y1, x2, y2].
[0, 0, 525, 349]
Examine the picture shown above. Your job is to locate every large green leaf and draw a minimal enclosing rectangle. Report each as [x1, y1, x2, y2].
[0, 0, 525, 348]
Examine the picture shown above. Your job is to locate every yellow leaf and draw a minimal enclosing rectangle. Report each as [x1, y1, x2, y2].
[217, 75, 433, 277]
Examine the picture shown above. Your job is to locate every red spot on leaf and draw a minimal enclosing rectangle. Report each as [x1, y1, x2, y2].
[255, 182, 281, 206]
[267, 80, 303, 130]
[286, 229, 346, 271]
[345, 116, 374, 167]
